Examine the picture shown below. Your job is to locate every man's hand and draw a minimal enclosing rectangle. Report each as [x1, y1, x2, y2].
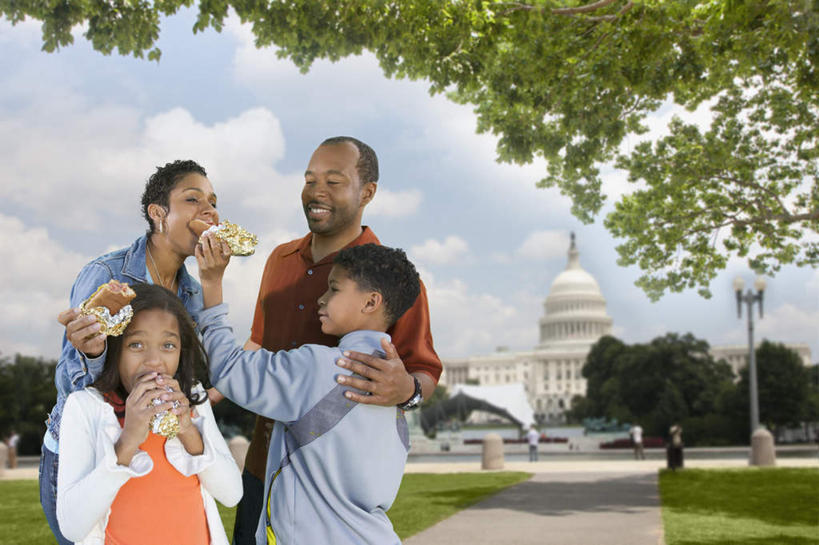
[335, 338, 415, 406]
[57, 308, 106, 358]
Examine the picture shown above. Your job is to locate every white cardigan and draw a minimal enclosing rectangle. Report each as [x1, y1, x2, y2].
[56, 385, 243, 545]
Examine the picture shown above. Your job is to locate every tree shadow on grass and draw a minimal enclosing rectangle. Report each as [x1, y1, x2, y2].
[422, 473, 661, 517]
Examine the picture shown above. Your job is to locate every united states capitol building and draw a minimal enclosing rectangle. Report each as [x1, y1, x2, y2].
[441, 235, 812, 424]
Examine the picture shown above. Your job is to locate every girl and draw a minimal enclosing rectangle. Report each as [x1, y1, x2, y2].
[56, 283, 242, 545]
[43, 159, 220, 544]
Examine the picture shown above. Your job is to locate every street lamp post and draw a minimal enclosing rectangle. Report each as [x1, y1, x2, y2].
[733, 275, 766, 432]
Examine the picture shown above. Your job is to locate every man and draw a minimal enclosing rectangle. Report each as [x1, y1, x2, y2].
[229, 136, 442, 544]
[526, 425, 539, 462]
[630, 423, 644, 460]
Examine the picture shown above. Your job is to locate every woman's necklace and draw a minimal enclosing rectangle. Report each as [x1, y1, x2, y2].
[146, 244, 176, 293]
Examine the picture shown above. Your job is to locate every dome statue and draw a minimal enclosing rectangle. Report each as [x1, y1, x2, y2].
[538, 233, 612, 348]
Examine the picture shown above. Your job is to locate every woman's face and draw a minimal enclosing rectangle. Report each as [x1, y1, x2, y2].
[118, 309, 181, 393]
[160, 173, 219, 256]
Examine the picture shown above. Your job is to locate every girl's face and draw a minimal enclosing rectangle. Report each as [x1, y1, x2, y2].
[161, 173, 219, 256]
[118, 309, 181, 393]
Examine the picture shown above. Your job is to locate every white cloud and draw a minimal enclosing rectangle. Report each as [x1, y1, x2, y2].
[366, 188, 422, 218]
[424, 276, 539, 358]
[0, 214, 91, 358]
[410, 236, 470, 265]
[515, 230, 570, 261]
[0, 97, 302, 234]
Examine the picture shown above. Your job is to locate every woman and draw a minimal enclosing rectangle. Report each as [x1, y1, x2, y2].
[41, 160, 220, 544]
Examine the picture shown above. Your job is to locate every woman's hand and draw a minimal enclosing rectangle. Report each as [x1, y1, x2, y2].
[115, 372, 171, 466]
[157, 374, 204, 456]
[57, 308, 106, 358]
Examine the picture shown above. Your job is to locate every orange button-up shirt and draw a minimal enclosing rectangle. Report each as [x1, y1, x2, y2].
[243, 226, 441, 479]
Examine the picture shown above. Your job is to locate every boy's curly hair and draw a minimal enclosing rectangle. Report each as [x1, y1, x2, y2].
[333, 244, 420, 327]
[141, 160, 207, 233]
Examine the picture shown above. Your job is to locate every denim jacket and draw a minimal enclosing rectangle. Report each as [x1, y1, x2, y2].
[46, 234, 203, 447]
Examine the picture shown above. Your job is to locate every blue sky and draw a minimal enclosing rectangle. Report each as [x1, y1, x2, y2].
[1, 11, 816, 363]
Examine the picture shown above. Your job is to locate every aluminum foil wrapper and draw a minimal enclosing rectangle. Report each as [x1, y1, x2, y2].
[205, 220, 258, 256]
[151, 395, 181, 439]
[78, 301, 133, 337]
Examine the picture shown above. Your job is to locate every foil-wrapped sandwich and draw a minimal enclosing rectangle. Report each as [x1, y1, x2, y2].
[79, 280, 136, 337]
[151, 390, 180, 439]
[191, 219, 258, 256]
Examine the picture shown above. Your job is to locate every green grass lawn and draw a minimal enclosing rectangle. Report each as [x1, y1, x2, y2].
[659, 468, 819, 545]
[0, 472, 530, 544]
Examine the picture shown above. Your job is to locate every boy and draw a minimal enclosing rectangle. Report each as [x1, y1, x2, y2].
[194, 240, 420, 545]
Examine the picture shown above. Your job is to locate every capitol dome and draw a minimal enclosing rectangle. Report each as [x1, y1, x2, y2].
[537, 234, 612, 348]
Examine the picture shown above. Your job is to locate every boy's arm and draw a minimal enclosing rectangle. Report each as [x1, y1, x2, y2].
[195, 235, 316, 421]
[194, 304, 318, 421]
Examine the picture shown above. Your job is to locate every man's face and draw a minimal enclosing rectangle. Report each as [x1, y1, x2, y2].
[301, 142, 373, 236]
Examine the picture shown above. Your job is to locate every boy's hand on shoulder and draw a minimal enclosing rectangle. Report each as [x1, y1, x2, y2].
[335, 339, 415, 406]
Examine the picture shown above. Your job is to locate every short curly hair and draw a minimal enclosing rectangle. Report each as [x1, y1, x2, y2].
[333, 244, 420, 327]
[141, 160, 207, 233]
[320, 136, 379, 186]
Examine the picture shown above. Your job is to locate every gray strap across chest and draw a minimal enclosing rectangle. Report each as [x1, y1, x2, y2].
[278, 351, 410, 469]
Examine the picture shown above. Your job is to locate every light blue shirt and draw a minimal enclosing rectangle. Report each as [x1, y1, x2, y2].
[195, 303, 409, 545]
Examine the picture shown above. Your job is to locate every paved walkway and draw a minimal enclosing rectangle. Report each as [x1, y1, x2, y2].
[402, 457, 818, 545]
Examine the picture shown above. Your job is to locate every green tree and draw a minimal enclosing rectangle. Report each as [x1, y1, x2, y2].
[0, 354, 58, 455]
[577, 332, 736, 444]
[735, 340, 812, 438]
[4, 0, 818, 298]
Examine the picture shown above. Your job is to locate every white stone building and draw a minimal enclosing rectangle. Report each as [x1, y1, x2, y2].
[440, 234, 813, 423]
[442, 234, 613, 423]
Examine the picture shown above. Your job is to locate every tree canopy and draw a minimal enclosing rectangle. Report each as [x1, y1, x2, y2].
[573, 334, 816, 444]
[572, 333, 737, 443]
[4, 0, 818, 298]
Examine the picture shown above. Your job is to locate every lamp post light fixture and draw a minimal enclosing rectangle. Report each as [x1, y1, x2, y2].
[733, 275, 766, 433]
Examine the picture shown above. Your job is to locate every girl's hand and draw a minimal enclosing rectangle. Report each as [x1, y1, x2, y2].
[156, 374, 195, 435]
[156, 374, 204, 456]
[115, 372, 172, 465]
[195, 233, 231, 285]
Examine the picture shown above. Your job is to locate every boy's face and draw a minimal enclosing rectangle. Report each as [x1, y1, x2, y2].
[317, 265, 373, 337]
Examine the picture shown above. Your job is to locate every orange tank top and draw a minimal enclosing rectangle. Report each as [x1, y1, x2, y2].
[104, 430, 210, 545]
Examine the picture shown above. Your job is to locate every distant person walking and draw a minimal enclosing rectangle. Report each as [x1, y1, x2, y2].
[667, 424, 684, 470]
[6, 430, 19, 468]
[526, 425, 540, 462]
[630, 423, 645, 460]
